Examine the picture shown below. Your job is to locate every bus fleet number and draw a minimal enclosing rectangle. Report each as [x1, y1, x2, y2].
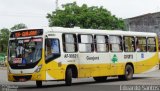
[64, 54, 78, 58]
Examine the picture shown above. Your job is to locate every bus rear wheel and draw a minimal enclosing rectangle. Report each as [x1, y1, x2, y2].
[65, 68, 72, 86]
[36, 81, 42, 87]
[119, 64, 133, 80]
[93, 76, 107, 82]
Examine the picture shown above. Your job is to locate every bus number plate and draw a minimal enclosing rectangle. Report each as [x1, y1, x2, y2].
[13, 58, 22, 64]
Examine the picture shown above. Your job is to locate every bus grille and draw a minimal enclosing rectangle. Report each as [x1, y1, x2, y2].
[13, 75, 32, 81]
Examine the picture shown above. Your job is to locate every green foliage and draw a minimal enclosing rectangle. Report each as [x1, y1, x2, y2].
[0, 28, 10, 54]
[47, 2, 125, 30]
[0, 23, 27, 54]
[11, 23, 27, 31]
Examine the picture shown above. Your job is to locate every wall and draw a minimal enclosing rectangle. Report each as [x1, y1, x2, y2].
[124, 12, 160, 45]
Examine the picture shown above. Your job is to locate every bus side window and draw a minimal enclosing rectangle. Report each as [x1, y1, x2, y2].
[95, 35, 109, 52]
[78, 34, 94, 53]
[62, 33, 77, 53]
[109, 36, 123, 52]
[124, 36, 135, 52]
[147, 37, 156, 52]
[136, 37, 147, 52]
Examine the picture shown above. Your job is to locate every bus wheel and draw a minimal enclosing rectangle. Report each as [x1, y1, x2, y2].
[65, 68, 72, 86]
[36, 81, 42, 87]
[93, 76, 107, 82]
[123, 64, 133, 80]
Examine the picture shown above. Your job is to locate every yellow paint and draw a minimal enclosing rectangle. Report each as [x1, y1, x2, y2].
[8, 52, 158, 81]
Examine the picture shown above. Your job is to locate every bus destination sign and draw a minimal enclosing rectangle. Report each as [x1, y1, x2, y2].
[10, 29, 43, 38]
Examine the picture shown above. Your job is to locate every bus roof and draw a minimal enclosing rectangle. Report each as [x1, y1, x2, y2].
[12, 27, 157, 37]
[47, 27, 157, 37]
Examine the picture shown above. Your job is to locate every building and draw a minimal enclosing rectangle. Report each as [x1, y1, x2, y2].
[124, 12, 160, 46]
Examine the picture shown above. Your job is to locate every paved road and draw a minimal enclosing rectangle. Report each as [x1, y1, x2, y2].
[1, 68, 160, 91]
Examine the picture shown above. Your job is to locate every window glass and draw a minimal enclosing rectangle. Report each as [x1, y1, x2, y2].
[63, 34, 77, 53]
[9, 38, 42, 64]
[148, 38, 155, 44]
[96, 36, 106, 43]
[95, 35, 108, 52]
[124, 37, 135, 52]
[136, 37, 147, 52]
[65, 34, 75, 43]
[81, 35, 93, 43]
[147, 38, 156, 52]
[109, 36, 121, 44]
[45, 39, 60, 63]
[78, 34, 93, 52]
[79, 44, 92, 52]
[109, 36, 122, 52]
[65, 44, 76, 52]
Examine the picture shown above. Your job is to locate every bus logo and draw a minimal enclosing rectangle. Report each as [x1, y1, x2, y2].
[141, 53, 144, 58]
[112, 54, 118, 63]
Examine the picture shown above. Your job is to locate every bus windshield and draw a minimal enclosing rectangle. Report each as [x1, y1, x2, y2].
[8, 38, 42, 65]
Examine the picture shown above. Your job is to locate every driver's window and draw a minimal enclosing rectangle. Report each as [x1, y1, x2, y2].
[45, 39, 60, 63]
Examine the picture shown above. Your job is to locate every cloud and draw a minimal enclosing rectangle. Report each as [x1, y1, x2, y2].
[0, 0, 160, 29]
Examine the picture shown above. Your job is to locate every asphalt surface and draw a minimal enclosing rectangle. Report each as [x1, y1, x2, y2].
[1, 68, 160, 91]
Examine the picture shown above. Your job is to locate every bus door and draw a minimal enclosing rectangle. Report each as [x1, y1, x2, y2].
[45, 38, 61, 80]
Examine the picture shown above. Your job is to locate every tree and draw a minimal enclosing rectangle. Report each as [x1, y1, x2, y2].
[0, 28, 10, 53]
[47, 2, 125, 30]
[11, 23, 27, 31]
[0, 23, 27, 54]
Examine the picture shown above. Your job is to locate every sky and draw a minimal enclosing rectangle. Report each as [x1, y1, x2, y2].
[0, 0, 160, 29]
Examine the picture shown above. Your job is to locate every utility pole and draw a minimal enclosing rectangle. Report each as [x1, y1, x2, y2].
[55, 0, 59, 10]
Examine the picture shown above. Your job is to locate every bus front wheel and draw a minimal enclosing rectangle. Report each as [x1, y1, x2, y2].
[65, 68, 72, 86]
[36, 81, 42, 87]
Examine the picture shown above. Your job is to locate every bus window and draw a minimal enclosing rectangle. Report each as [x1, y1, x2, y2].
[136, 37, 147, 52]
[124, 36, 135, 52]
[9, 38, 42, 64]
[109, 36, 123, 52]
[95, 35, 109, 52]
[45, 39, 60, 63]
[62, 34, 77, 53]
[147, 37, 156, 52]
[78, 34, 94, 53]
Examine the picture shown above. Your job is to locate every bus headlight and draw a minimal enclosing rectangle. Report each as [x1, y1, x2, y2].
[35, 65, 42, 72]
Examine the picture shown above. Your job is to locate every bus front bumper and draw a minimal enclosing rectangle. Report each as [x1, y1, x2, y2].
[8, 72, 45, 82]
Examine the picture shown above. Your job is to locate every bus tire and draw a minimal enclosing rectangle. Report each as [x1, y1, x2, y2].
[123, 64, 133, 80]
[65, 68, 72, 86]
[36, 81, 42, 87]
[93, 76, 107, 82]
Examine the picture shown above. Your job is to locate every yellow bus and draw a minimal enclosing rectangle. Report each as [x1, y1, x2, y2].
[7, 27, 159, 87]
